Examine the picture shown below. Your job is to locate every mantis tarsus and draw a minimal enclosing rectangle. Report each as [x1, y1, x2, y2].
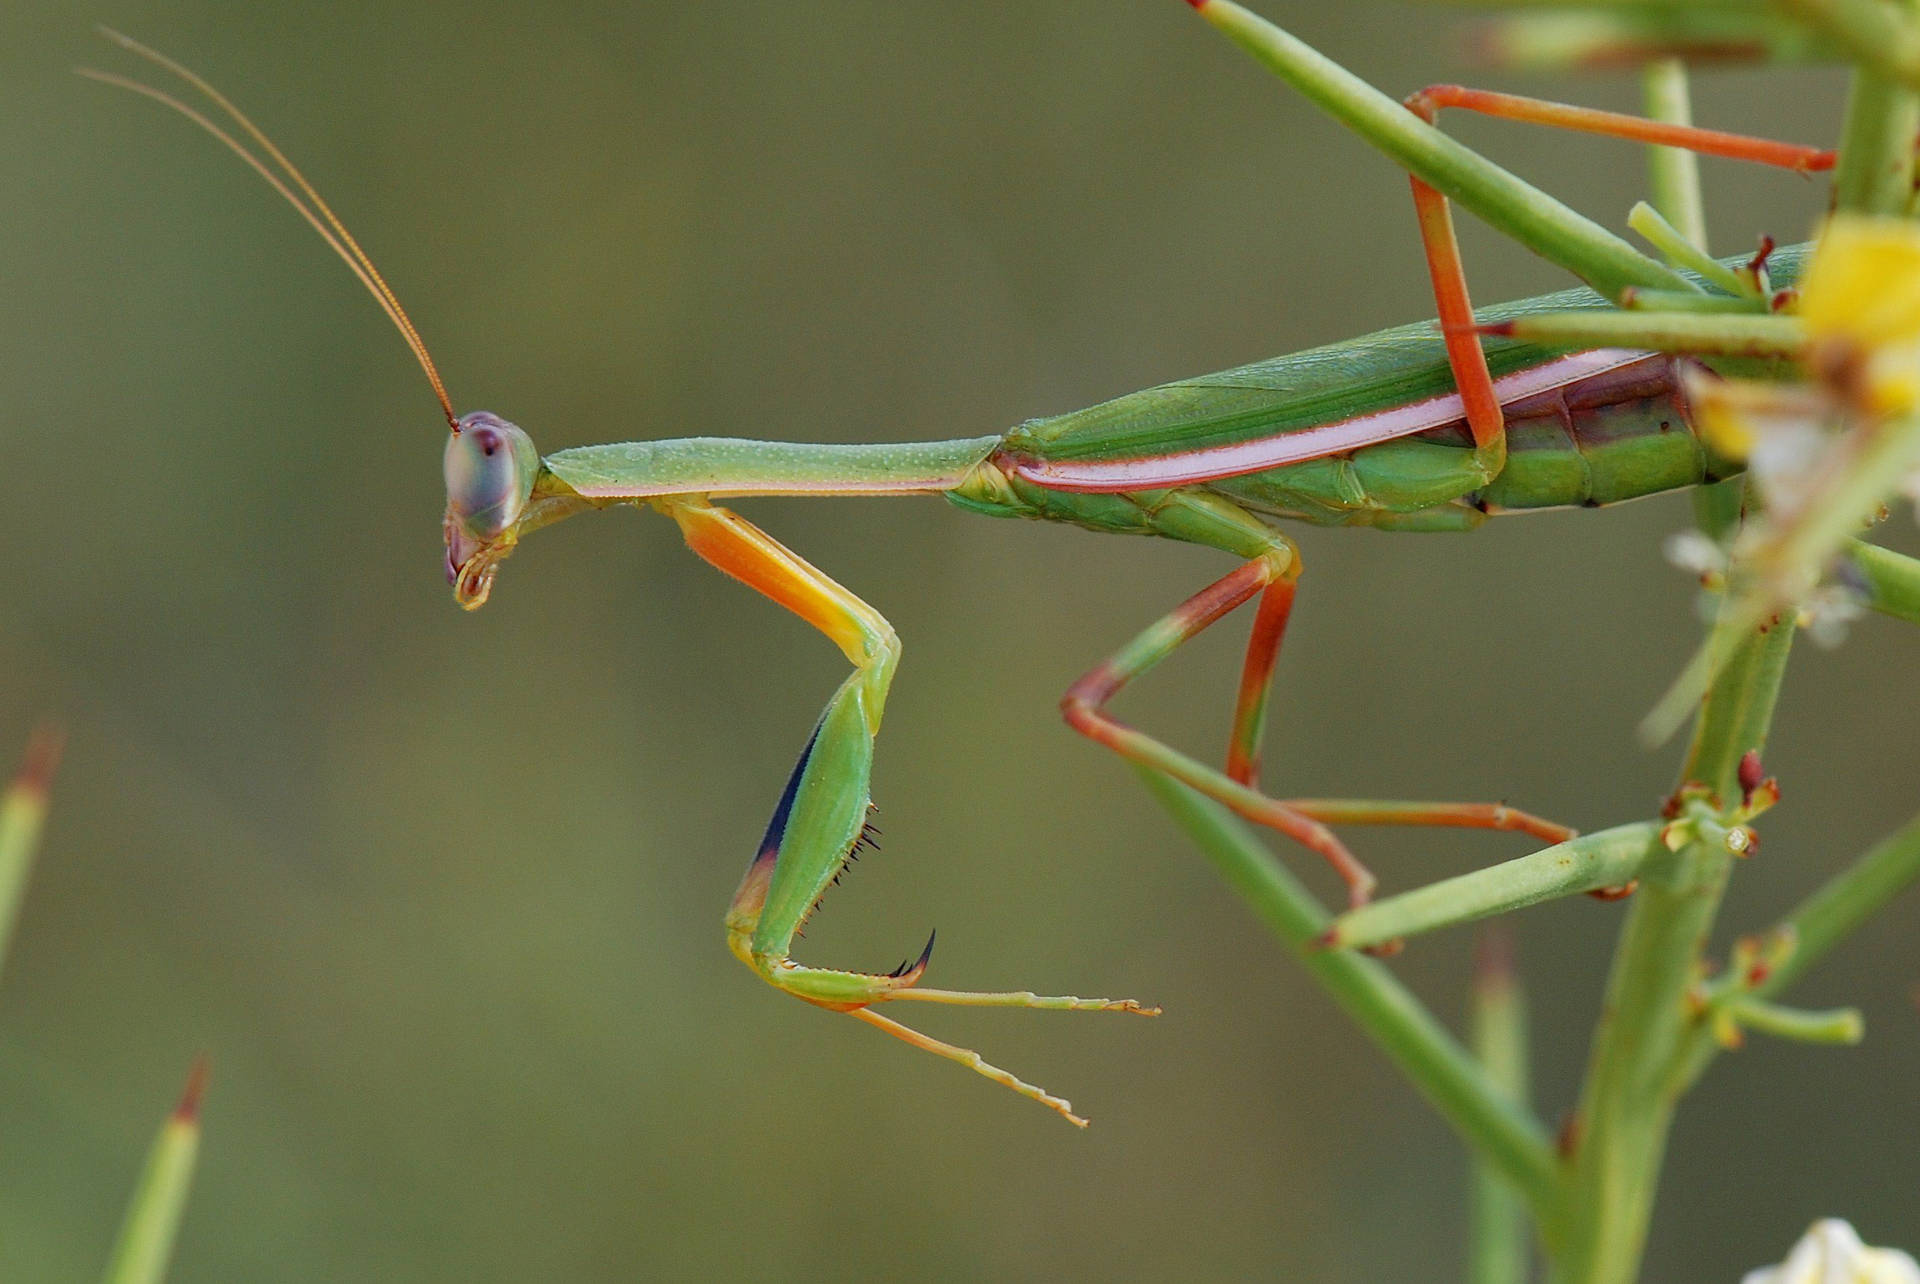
[90, 1, 1851, 1125]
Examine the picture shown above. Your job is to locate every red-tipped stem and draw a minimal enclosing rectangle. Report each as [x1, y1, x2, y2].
[13, 723, 64, 800]
[173, 1054, 211, 1124]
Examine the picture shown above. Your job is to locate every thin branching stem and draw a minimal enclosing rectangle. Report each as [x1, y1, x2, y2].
[1134, 766, 1566, 1236]
[1556, 593, 1796, 1283]
[1469, 930, 1531, 1284]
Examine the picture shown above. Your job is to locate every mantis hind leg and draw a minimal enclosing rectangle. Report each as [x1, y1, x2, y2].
[1399, 85, 1834, 479]
[668, 498, 1153, 1127]
[1062, 490, 1574, 914]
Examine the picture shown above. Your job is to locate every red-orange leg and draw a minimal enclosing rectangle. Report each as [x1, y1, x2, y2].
[1225, 572, 1295, 788]
[1061, 552, 1385, 906]
[1285, 800, 1574, 846]
[1404, 86, 1835, 175]
[1408, 174, 1506, 474]
[1062, 546, 1574, 910]
[1399, 84, 1837, 482]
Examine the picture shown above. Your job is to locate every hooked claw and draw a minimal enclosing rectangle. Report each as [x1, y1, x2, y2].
[885, 930, 937, 982]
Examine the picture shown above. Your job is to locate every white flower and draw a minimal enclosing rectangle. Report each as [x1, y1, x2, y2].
[1664, 529, 1727, 582]
[1680, 368, 1839, 525]
[1898, 466, 1920, 525]
[1742, 1219, 1920, 1284]
[1798, 581, 1867, 648]
[1746, 417, 1836, 524]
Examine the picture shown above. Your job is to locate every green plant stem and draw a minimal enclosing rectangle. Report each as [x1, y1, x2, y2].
[1627, 203, 1748, 295]
[1480, 9, 1837, 73]
[1195, 0, 1691, 300]
[1642, 60, 1707, 250]
[1847, 539, 1920, 623]
[1328, 823, 1659, 952]
[1757, 809, 1920, 995]
[1554, 603, 1796, 1284]
[1781, 0, 1920, 94]
[1469, 930, 1530, 1284]
[1489, 309, 1803, 357]
[1723, 996, 1864, 1044]
[1624, 289, 1769, 314]
[1672, 806, 1920, 1090]
[1133, 765, 1564, 1234]
[102, 1060, 207, 1284]
[1831, 17, 1920, 216]
[0, 727, 60, 975]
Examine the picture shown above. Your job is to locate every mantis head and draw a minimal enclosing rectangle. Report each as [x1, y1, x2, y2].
[444, 412, 541, 610]
[81, 32, 529, 611]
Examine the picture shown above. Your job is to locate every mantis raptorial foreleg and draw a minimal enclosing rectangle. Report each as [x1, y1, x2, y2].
[665, 499, 1153, 1126]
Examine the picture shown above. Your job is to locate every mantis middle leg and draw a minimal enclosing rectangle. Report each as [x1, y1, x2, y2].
[665, 498, 1154, 1126]
[1059, 490, 1575, 914]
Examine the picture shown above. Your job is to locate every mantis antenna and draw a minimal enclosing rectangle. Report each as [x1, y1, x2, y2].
[79, 28, 462, 434]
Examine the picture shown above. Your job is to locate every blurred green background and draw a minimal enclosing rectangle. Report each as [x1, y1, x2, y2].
[0, 0, 1913, 1278]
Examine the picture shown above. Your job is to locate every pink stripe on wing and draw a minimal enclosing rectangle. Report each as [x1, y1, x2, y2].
[1006, 348, 1652, 494]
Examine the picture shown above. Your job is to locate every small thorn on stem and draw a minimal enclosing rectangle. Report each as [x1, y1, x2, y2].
[1587, 880, 1640, 901]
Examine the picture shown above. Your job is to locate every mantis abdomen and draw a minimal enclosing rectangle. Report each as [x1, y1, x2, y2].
[970, 247, 1810, 535]
[955, 349, 1736, 534]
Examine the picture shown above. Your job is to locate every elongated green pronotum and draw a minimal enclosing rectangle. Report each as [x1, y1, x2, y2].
[85, 5, 1906, 1143]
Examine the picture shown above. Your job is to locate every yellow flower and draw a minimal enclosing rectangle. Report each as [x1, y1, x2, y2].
[1800, 216, 1920, 417]
[1800, 217, 1920, 350]
[1678, 367, 1827, 473]
[1696, 393, 1755, 457]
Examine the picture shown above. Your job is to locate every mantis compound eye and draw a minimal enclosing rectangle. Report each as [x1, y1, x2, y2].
[445, 411, 538, 538]
[444, 411, 541, 609]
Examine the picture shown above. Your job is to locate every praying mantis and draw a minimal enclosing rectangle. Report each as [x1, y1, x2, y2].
[89, 1, 1870, 1127]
